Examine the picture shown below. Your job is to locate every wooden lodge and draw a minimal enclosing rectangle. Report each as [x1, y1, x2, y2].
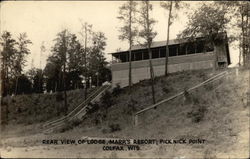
[109, 35, 231, 88]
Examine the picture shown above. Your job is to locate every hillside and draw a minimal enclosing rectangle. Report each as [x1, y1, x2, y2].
[1, 88, 98, 125]
[1, 68, 249, 158]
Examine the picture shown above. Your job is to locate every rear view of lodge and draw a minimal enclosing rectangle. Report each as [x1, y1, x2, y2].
[110, 36, 231, 88]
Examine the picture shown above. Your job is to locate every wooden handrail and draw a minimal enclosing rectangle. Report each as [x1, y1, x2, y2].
[43, 86, 103, 127]
[135, 71, 228, 115]
[43, 84, 111, 130]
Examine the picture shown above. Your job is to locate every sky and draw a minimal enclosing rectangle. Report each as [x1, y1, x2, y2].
[1, 1, 239, 71]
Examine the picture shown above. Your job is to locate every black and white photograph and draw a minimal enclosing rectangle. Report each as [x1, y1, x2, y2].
[0, 0, 249, 158]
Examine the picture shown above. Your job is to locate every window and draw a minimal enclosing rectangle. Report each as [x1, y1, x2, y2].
[187, 42, 196, 54]
[120, 53, 127, 62]
[205, 43, 214, 52]
[160, 48, 166, 57]
[152, 49, 159, 59]
[178, 43, 186, 55]
[131, 52, 135, 61]
[196, 40, 205, 53]
[169, 45, 178, 56]
[134, 51, 143, 61]
[143, 50, 149, 60]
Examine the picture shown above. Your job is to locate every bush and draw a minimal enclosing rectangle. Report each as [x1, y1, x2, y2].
[100, 91, 114, 108]
[186, 94, 208, 123]
[187, 105, 207, 123]
[56, 92, 64, 102]
[58, 119, 81, 133]
[108, 123, 121, 132]
[112, 84, 122, 96]
[86, 102, 100, 114]
[125, 98, 138, 115]
[162, 85, 173, 94]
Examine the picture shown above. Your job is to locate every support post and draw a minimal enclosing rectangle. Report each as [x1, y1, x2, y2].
[134, 114, 138, 126]
[236, 67, 239, 76]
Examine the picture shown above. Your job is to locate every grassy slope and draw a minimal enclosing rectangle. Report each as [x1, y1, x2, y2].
[1, 68, 249, 158]
[76, 69, 225, 135]
[65, 68, 249, 157]
[2, 88, 97, 125]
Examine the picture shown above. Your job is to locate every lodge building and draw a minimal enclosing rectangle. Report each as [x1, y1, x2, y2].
[110, 36, 231, 88]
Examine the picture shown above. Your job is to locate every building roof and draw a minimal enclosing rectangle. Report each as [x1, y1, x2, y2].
[109, 38, 189, 55]
[109, 32, 228, 55]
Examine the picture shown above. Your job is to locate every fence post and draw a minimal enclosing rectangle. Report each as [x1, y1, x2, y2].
[134, 114, 138, 126]
[236, 67, 239, 76]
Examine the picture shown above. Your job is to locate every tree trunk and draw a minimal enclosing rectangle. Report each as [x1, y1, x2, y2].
[145, 1, 156, 104]
[129, 47, 132, 91]
[239, 45, 242, 66]
[165, 1, 173, 76]
[63, 63, 68, 115]
[148, 47, 156, 104]
[246, 5, 249, 67]
[15, 76, 19, 95]
[213, 42, 218, 71]
[241, 6, 246, 67]
[128, 0, 133, 92]
[84, 26, 88, 100]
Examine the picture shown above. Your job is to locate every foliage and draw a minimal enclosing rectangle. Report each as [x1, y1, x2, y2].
[100, 91, 114, 109]
[88, 32, 109, 87]
[186, 93, 208, 123]
[125, 98, 138, 115]
[13, 74, 33, 94]
[117, 0, 138, 42]
[108, 123, 121, 132]
[137, 1, 157, 46]
[27, 68, 44, 93]
[117, 0, 138, 90]
[160, 0, 188, 76]
[178, 3, 230, 44]
[86, 102, 100, 114]
[112, 84, 122, 96]
[0, 31, 32, 96]
[14, 33, 32, 75]
[137, 0, 157, 104]
[216, 1, 250, 67]
[44, 27, 110, 93]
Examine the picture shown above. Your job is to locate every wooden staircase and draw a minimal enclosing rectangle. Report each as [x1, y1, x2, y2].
[43, 83, 111, 133]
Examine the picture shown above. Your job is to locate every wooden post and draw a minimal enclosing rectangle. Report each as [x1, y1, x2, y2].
[134, 114, 138, 126]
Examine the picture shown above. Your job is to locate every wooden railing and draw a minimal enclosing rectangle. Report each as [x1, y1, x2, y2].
[43, 84, 111, 132]
[134, 71, 230, 126]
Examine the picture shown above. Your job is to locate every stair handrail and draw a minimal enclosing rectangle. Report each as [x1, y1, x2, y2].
[43, 86, 101, 127]
[72, 84, 111, 119]
[135, 71, 228, 115]
[43, 85, 111, 132]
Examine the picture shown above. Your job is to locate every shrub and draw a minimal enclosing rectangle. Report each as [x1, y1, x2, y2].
[197, 71, 207, 81]
[11, 98, 16, 103]
[101, 127, 109, 134]
[125, 98, 138, 115]
[112, 84, 122, 96]
[204, 83, 214, 91]
[87, 102, 100, 114]
[108, 123, 121, 132]
[70, 119, 82, 127]
[186, 94, 208, 123]
[187, 105, 207, 123]
[162, 85, 173, 94]
[100, 91, 114, 108]
[58, 119, 81, 133]
[183, 88, 192, 104]
[56, 92, 64, 102]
